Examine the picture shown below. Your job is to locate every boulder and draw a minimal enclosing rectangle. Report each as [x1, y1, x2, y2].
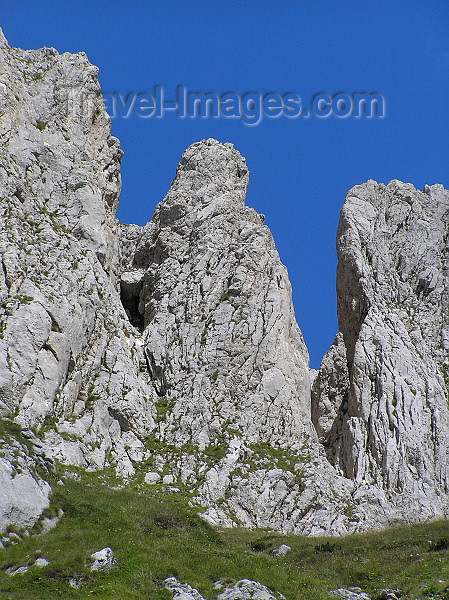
[90, 547, 117, 571]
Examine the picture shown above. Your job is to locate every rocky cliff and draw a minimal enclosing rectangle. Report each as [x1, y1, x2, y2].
[1, 30, 448, 537]
[313, 179, 449, 525]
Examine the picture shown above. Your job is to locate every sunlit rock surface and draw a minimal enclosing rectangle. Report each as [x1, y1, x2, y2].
[1, 29, 448, 536]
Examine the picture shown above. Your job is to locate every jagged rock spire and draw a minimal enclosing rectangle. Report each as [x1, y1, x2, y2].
[0, 28, 8, 48]
[315, 179, 449, 524]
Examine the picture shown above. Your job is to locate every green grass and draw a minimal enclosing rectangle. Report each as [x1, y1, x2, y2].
[1, 473, 449, 599]
[155, 397, 177, 422]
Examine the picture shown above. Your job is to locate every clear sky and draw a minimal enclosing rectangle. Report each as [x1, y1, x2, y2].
[3, 1, 449, 368]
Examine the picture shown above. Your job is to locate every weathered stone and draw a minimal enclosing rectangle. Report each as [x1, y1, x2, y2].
[1, 28, 449, 539]
[69, 577, 83, 589]
[216, 579, 285, 599]
[0, 27, 156, 530]
[7, 565, 29, 576]
[271, 544, 291, 556]
[121, 137, 354, 535]
[39, 512, 62, 534]
[90, 547, 117, 571]
[311, 333, 349, 464]
[34, 557, 49, 567]
[379, 590, 401, 600]
[0, 454, 50, 532]
[0, 26, 156, 478]
[315, 179, 449, 529]
[164, 577, 206, 600]
[144, 471, 161, 485]
[329, 588, 370, 600]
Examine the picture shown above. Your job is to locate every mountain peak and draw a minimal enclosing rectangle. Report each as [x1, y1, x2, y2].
[1, 34, 449, 539]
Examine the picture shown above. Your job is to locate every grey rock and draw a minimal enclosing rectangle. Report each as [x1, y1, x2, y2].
[0, 27, 156, 529]
[0, 432, 54, 543]
[122, 137, 354, 535]
[39, 512, 62, 534]
[7, 565, 29, 576]
[134, 138, 312, 448]
[271, 544, 291, 556]
[0, 29, 352, 535]
[311, 332, 349, 464]
[379, 590, 401, 600]
[330, 589, 370, 600]
[164, 577, 206, 600]
[34, 557, 49, 567]
[164, 578, 285, 600]
[315, 179, 449, 529]
[90, 547, 117, 571]
[144, 471, 161, 484]
[69, 577, 83, 589]
[216, 579, 285, 599]
[0, 453, 50, 532]
[0, 27, 156, 482]
[2, 28, 449, 538]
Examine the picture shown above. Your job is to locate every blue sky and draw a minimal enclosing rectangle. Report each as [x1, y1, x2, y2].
[4, 1, 449, 368]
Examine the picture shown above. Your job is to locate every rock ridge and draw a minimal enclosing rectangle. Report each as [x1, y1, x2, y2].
[1, 29, 448, 537]
[314, 178, 449, 525]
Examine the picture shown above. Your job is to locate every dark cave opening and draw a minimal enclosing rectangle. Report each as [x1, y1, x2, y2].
[120, 273, 144, 331]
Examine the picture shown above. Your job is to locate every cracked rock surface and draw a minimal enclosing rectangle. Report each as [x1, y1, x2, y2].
[121, 137, 359, 534]
[0, 27, 156, 514]
[0, 439, 50, 532]
[164, 577, 285, 600]
[314, 179, 449, 528]
[1, 29, 449, 537]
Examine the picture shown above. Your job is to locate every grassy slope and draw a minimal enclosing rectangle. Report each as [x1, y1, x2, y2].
[1, 473, 449, 599]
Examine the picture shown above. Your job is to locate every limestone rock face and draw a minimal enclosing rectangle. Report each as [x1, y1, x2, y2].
[311, 332, 349, 457]
[125, 138, 312, 448]
[0, 28, 156, 506]
[120, 138, 353, 535]
[2, 29, 449, 538]
[0, 450, 50, 532]
[164, 577, 206, 600]
[216, 579, 285, 599]
[164, 577, 286, 600]
[314, 179, 449, 527]
[330, 589, 371, 600]
[0, 31, 352, 536]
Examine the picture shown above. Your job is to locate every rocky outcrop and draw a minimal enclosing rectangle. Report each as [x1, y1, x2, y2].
[0, 27, 156, 486]
[164, 577, 206, 600]
[122, 138, 312, 447]
[311, 332, 349, 461]
[314, 179, 449, 527]
[1, 29, 449, 538]
[120, 141, 354, 535]
[0, 30, 351, 536]
[330, 589, 371, 600]
[164, 577, 286, 600]
[90, 547, 117, 571]
[0, 451, 50, 532]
